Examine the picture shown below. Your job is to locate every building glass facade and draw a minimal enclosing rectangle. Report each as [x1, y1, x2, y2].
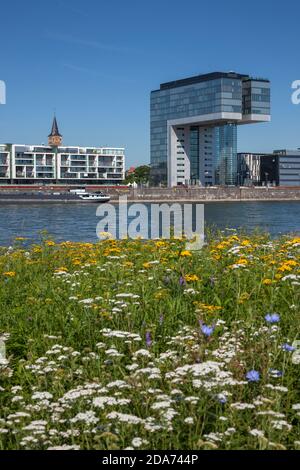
[214, 124, 237, 185]
[150, 71, 271, 186]
[242, 80, 271, 116]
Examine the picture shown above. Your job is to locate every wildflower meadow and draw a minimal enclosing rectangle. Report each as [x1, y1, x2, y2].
[0, 232, 300, 450]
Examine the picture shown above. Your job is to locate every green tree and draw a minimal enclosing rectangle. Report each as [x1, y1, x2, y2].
[125, 165, 150, 184]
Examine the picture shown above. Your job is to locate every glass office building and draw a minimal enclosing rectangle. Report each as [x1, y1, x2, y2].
[150, 71, 271, 186]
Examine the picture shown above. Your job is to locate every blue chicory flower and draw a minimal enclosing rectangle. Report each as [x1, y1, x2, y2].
[282, 343, 295, 352]
[246, 370, 260, 382]
[200, 323, 215, 337]
[265, 313, 280, 324]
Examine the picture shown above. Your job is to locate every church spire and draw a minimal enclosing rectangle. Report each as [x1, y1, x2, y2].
[48, 115, 63, 146]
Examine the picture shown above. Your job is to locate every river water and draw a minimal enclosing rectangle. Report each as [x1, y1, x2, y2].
[0, 201, 300, 246]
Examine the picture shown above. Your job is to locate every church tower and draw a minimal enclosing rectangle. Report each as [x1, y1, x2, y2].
[48, 115, 62, 146]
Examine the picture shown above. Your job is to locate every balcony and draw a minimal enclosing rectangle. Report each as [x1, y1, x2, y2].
[107, 173, 123, 178]
[70, 155, 87, 161]
[15, 160, 34, 165]
[98, 165, 116, 170]
[36, 166, 53, 172]
[61, 172, 78, 178]
[36, 174, 53, 178]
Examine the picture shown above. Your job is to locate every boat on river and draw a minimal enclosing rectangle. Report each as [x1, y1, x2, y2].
[0, 190, 111, 203]
[78, 192, 110, 202]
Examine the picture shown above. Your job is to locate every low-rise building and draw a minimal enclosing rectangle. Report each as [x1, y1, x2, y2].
[0, 117, 125, 185]
[238, 150, 300, 187]
[273, 149, 300, 186]
[237, 153, 279, 186]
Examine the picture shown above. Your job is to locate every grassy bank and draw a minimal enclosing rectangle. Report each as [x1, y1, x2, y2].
[0, 233, 300, 450]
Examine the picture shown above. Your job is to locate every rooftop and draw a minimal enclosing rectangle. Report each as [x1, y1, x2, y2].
[152, 71, 270, 92]
[274, 149, 300, 155]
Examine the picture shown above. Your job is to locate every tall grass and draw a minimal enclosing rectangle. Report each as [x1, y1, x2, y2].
[0, 233, 299, 450]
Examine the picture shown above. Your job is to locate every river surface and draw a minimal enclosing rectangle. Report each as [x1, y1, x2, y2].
[0, 201, 300, 245]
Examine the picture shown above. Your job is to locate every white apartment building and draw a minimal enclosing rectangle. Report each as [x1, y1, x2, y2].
[0, 144, 125, 184]
[0, 117, 125, 184]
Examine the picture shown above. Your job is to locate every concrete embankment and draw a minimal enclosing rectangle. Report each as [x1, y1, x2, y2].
[1, 186, 300, 203]
[109, 187, 300, 202]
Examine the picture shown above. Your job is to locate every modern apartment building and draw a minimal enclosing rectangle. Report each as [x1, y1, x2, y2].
[0, 118, 125, 184]
[150, 71, 271, 187]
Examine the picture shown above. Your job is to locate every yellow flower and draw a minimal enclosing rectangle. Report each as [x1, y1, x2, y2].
[185, 274, 200, 282]
[241, 239, 251, 246]
[278, 264, 292, 272]
[194, 302, 222, 313]
[216, 243, 227, 250]
[103, 247, 121, 256]
[156, 241, 166, 248]
[45, 240, 55, 246]
[289, 237, 300, 245]
[55, 266, 68, 272]
[72, 259, 82, 266]
[237, 258, 248, 265]
[180, 250, 192, 257]
[143, 262, 151, 269]
[262, 278, 273, 285]
[284, 260, 297, 266]
[3, 271, 16, 277]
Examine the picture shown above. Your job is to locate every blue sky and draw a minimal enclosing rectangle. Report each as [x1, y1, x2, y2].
[0, 0, 300, 167]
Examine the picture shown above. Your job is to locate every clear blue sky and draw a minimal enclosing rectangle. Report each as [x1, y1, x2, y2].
[0, 0, 300, 167]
